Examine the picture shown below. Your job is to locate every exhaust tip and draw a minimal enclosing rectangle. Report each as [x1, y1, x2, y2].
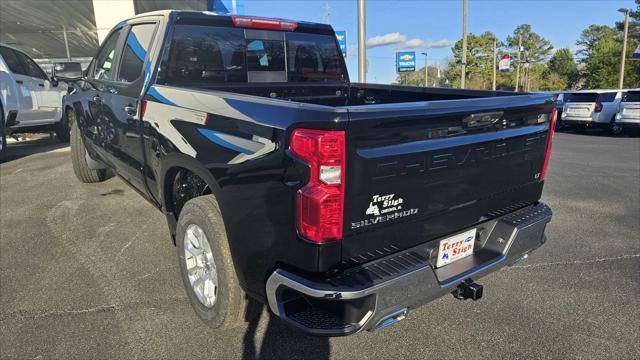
[372, 308, 408, 331]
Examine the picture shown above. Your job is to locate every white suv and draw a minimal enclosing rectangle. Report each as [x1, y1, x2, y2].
[616, 90, 640, 133]
[560, 90, 623, 135]
[0, 44, 70, 159]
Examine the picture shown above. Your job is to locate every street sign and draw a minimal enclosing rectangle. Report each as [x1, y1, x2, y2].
[396, 51, 416, 73]
[633, 44, 640, 59]
[336, 31, 347, 59]
[498, 54, 511, 72]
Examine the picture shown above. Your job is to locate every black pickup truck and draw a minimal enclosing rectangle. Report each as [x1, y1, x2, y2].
[57, 10, 556, 336]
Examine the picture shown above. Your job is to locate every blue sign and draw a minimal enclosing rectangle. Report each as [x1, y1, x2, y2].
[396, 51, 416, 73]
[335, 31, 347, 59]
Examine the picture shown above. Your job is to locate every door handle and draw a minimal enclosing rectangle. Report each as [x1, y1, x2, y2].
[15, 80, 23, 84]
[123, 104, 137, 116]
[38, 83, 44, 87]
[92, 95, 102, 103]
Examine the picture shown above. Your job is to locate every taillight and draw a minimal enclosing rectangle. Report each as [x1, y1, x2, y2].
[594, 102, 603, 112]
[540, 108, 557, 181]
[290, 129, 345, 243]
[232, 16, 298, 31]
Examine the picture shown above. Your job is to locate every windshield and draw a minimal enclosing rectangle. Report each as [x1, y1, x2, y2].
[161, 25, 346, 84]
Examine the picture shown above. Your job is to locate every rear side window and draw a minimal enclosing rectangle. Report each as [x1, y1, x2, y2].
[0, 46, 26, 75]
[598, 92, 617, 102]
[94, 29, 122, 80]
[161, 25, 346, 84]
[118, 23, 157, 83]
[622, 91, 640, 102]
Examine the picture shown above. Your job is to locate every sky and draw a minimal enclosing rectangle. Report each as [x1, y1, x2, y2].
[239, 0, 636, 83]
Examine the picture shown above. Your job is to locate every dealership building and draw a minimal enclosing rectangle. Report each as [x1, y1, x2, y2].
[0, 0, 243, 72]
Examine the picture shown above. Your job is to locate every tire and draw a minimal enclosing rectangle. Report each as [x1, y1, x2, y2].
[0, 108, 6, 161]
[55, 112, 70, 142]
[176, 195, 250, 330]
[69, 109, 107, 183]
[609, 117, 622, 136]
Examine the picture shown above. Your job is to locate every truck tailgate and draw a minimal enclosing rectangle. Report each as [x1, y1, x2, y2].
[342, 94, 555, 262]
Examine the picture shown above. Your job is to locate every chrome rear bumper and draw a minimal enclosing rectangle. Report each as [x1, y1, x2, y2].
[266, 203, 552, 336]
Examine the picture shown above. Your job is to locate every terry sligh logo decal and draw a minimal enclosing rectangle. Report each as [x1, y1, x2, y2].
[366, 194, 404, 216]
[352, 193, 419, 229]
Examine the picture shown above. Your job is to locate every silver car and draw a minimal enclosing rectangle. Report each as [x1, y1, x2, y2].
[616, 90, 640, 133]
[561, 90, 623, 134]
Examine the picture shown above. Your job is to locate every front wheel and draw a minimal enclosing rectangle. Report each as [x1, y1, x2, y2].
[55, 113, 70, 143]
[176, 195, 251, 330]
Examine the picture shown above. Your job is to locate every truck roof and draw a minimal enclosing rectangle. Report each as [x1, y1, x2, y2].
[121, 10, 334, 34]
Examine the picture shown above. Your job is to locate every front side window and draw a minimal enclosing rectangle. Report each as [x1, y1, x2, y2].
[118, 23, 157, 83]
[15, 52, 47, 80]
[94, 29, 122, 80]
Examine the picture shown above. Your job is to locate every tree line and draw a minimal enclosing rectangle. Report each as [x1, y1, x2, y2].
[397, 1, 639, 91]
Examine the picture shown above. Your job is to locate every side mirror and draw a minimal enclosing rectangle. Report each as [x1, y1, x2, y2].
[52, 62, 83, 82]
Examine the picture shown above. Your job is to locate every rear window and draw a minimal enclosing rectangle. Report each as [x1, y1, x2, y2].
[161, 25, 346, 84]
[565, 93, 598, 103]
[597, 92, 617, 102]
[622, 91, 640, 102]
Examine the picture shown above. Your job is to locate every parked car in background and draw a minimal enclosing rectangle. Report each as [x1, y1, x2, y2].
[554, 92, 566, 130]
[0, 43, 70, 159]
[561, 90, 623, 134]
[616, 90, 640, 134]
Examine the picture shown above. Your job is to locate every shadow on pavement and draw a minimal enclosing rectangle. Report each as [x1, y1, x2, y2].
[1, 136, 69, 164]
[242, 299, 330, 360]
[556, 127, 639, 138]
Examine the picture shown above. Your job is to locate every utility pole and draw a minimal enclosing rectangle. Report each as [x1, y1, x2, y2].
[62, 25, 71, 60]
[618, 8, 630, 89]
[324, 0, 330, 24]
[422, 52, 428, 87]
[357, 0, 366, 83]
[460, 0, 468, 89]
[492, 38, 497, 91]
[515, 34, 522, 92]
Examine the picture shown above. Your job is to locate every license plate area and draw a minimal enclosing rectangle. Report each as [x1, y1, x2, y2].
[436, 228, 476, 268]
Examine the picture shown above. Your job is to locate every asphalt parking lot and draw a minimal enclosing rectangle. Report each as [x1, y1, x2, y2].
[1, 130, 639, 359]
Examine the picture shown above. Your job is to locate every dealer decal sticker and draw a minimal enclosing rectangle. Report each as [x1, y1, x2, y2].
[352, 193, 419, 229]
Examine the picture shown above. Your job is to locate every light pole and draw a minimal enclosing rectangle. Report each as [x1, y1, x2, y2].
[618, 8, 630, 89]
[515, 35, 522, 92]
[492, 38, 497, 91]
[421, 52, 428, 87]
[460, 0, 468, 89]
[357, 0, 366, 83]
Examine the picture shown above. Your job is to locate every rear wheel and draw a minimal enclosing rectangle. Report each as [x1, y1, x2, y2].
[609, 117, 622, 136]
[176, 195, 250, 330]
[69, 109, 107, 183]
